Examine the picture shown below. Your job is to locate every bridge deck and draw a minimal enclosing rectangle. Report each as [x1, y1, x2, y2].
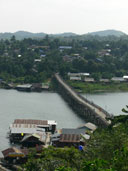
[55, 74, 111, 125]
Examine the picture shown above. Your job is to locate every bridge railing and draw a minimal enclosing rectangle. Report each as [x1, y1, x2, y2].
[55, 74, 113, 119]
[74, 89, 112, 118]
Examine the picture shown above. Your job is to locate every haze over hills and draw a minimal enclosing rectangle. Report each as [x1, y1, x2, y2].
[0, 29, 126, 40]
[86, 29, 126, 37]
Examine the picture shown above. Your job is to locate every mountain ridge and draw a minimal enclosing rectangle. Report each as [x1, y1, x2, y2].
[0, 29, 126, 40]
[86, 29, 126, 37]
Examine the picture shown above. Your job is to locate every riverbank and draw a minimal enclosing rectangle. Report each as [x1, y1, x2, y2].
[1, 78, 128, 94]
[67, 81, 128, 93]
[0, 82, 50, 92]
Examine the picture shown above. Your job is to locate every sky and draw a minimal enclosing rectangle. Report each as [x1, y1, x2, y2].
[0, 0, 128, 34]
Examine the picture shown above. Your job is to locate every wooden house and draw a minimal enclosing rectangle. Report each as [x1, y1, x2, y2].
[2, 147, 28, 164]
[21, 133, 46, 147]
[51, 128, 90, 148]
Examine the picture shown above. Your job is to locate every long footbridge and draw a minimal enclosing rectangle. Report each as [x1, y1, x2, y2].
[54, 73, 112, 128]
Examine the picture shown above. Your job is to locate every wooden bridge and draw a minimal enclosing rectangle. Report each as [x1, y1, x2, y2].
[54, 73, 112, 128]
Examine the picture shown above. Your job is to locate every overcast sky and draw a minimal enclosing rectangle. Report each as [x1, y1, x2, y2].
[0, 0, 128, 34]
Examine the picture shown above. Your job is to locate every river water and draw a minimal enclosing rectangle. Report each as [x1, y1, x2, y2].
[82, 92, 128, 116]
[0, 89, 128, 156]
[0, 89, 84, 156]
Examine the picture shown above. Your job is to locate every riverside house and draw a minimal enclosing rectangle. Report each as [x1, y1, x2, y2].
[9, 119, 57, 143]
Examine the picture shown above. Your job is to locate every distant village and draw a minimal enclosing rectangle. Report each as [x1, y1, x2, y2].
[0, 41, 128, 93]
[68, 72, 128, 83]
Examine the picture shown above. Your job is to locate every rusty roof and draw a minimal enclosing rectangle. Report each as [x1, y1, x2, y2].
[2, 147, 24, 158]
[9, 119, 57, 134]
[59, 134, 80, 143]
[2, 146, 43, 158]
[13, 119, 48, 125]
[11, 124, 36, 128]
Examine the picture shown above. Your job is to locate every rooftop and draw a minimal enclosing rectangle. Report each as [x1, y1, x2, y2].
[21, 133, 46, 143]
[2, 147, 25, 158]
[111, 77, 125, 81]
[59, 46, 72, 49]
[16, 84, 32, 88]
[9, 119, 57, 134]
[78, 122, 97, 131]
[13, 119, 57, 125]
[59, 134, 80, 143]
[61, 128, 85, 135]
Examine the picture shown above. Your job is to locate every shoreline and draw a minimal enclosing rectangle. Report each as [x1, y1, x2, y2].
[67, 81, 128, 93]
[1, 81, 128, 94]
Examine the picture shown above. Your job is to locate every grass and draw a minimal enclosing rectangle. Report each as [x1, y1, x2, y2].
[66, 81, 128, 93]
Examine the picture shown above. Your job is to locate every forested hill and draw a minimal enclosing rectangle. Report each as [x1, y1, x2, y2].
[86, 29, 126, 37]
[0, 30, 126, 40]
[0, 31, 47, 40]
[0, 31, 77, 40]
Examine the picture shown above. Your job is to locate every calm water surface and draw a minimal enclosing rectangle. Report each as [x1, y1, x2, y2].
[0, 89, 128, 156]
[82, 92, 128, 115]
[0, 89, 84, 156]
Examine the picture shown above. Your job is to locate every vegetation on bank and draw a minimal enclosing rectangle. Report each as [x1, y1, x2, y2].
[20, 114, 128, 171]
[1, 78, 128, 93]
[67, 80, 128, 93]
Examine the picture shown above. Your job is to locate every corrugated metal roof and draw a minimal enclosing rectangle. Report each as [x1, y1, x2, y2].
[10, 124, 45, 134]
[2, 147, 24, 158]
[77, 122, 97, 131]
[2, 146, 43, 158]
[13, 119, 48, 125]
[62, 128, 85, 135]
[21, 133, 46, 143]
[59, 134, 80, 143]
[10, 127, 37, 134]
[11, 124, 36, 128]
[10, 119, 57, 134]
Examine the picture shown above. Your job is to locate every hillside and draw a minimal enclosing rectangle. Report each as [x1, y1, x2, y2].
[86, 29, 126, 37]
[0, 31, 47, 40]
[0, 29, 126, 40]
[0, 31, 77, 40]
[51, 32, 78, 37]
